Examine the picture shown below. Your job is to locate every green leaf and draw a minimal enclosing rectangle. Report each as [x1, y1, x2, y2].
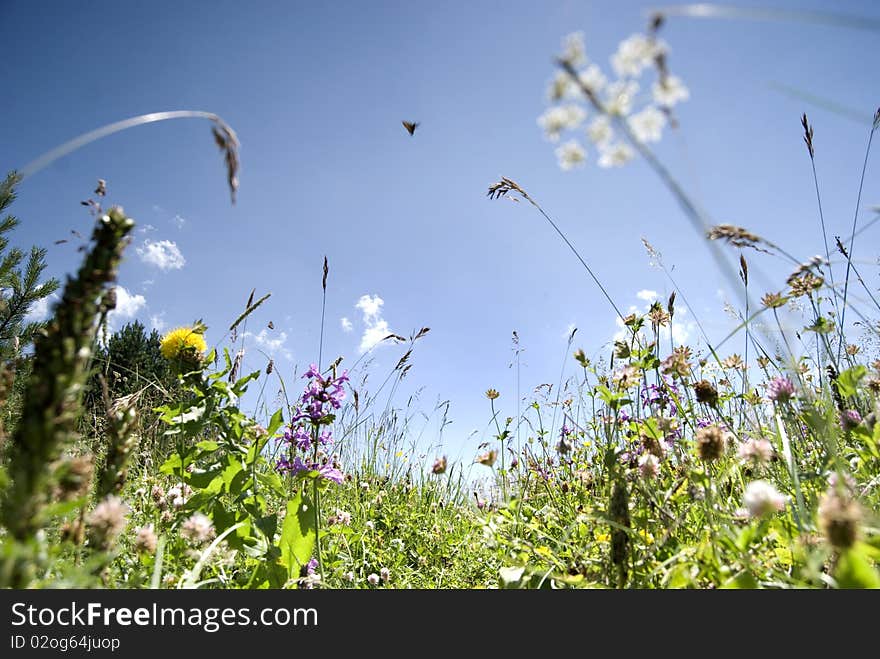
[265, 408, 285, 438]
[159, 453, 183, 476]
[188, 468, 223, 490]
[721, 571, 758, 589]
[835, 544, 880, 589]
[278, 492, 317, 580]
[835, 366, 866, 399]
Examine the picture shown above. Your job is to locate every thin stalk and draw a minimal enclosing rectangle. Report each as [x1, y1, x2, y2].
[489, 398, 507, 501]
[319, 256, 328, 370]
[802, 113, 839, 321]
[504, 184, 626, 324]
[19, 110, 239, 203]
[558, 61, 764, 347]
[838, 114, 878, 362]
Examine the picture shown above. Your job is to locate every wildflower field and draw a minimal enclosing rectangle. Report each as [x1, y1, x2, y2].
[1, 5, 879, 591]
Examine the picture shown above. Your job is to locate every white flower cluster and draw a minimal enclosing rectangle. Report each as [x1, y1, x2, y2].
[540, 30, 690, 171]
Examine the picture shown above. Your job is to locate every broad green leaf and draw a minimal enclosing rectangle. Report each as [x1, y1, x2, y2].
[221, 461, 244, 488]
[835, 366, 866, 399]
[188, 468, 223, 490]
[835, 544, 880, 589]
[159, 453, 183, 476]
[720, 571, 758, 589]
[279, 492, 317, 579]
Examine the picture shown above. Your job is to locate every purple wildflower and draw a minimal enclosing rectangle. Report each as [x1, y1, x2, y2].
[276, 365, 349, 482]
[840, 409, 862, 431]
[766, 376, 795, 403]
[318, 464, 344, 484]
[276, 455, 308, 475]
[302, 363, 322, 380]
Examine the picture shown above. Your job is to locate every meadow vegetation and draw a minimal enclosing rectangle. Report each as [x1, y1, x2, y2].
[0, 14, 878, 589]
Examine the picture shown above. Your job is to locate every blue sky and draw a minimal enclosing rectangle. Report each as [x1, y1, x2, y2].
[2, 0, 878, 464]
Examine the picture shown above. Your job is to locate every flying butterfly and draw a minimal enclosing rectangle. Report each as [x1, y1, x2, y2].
[401, 120, 419, 136]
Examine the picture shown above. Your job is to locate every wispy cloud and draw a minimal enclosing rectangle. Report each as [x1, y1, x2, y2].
[24, 292, 59, 323]
[171, 214, 186, 229]
[341, 317, 353, 332]
[355, 294, 394, 354]
[136, 239, 185, 270]
[245, 328, 292, 360]
[613, 291, 694, 346]
[150, 313, 167, 333]
[138, 223, 157, 234]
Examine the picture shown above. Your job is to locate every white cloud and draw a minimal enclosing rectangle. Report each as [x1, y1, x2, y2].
[172, 214, 186, 229]
[354, 294, 395, 354]
[113, 286, 146, 318]
[245, 328, 292, 360]
[355, 294, 384, 322]
[136, 239, 185, 270]
[142, 279, 155, 290]
[106, 286, 147, 329]
[612, 292, 694, 346]
[360, 320, 391, 354]
[341, 317, 353, 332]
[138, 223, 157, 234]
[24, 293, 58, 323]
[150, 313, 166, 333]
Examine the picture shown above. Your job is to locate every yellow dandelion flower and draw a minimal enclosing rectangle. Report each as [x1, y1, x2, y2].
[160, 326, 207, 361]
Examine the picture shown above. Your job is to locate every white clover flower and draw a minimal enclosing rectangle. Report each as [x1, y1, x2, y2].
[652, 75, 689, 107]
[611, 33, 666, 78]
[737, 438, 774, 466]
[604, 80, 639, 116]
[180, 512, 215, 544]
[555, 139, 587, 171]
[587, 115, 614, 145]
[560, 31, 587, 67]
[629, 106, 667, 143]
[367, 573, 380, 586]
[380, 567, 391, 582]
[134, 524, 158, 554]
[742, 480, 788, 518]
[638, 453, 660, 479]
[577, 64, 607, 94]
[597, 141, 635, 168]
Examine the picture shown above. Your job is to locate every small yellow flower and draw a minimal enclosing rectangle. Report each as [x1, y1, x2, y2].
[160, 326, 207, 361]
